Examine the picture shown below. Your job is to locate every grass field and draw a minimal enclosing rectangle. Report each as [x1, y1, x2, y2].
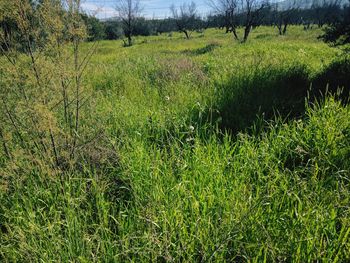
[1, 26, 350, 262]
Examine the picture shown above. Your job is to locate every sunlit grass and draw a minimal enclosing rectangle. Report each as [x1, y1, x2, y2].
[1, 26, 349, 262]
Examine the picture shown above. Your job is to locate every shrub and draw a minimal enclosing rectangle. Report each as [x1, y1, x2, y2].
[0, 1, 117, 175]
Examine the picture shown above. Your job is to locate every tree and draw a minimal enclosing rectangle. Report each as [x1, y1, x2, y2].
[321, 1, 350, 45]
[115, 0, 142, 46]
[103, 20, 124, 40]
[273, 1, 299, 35]
[170, 2, 199, 39]
[209, 0, 240, 40]
[81, 14, 106, 41]
[311, 0, 341, 28]
[209, 0, 269, 42]
[153, 18, 177, 35]
[240, 0, 270, 42]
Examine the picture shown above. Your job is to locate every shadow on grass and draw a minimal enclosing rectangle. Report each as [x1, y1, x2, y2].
[204, 64, 310, 134]
[193, 56, 350, 135]
[182, 42, 221, 56]
[138, 55, 350, 152]
[313, 55, 350, 100]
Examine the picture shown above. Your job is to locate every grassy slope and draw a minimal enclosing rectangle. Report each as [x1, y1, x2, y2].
[1, 27, 349, 262]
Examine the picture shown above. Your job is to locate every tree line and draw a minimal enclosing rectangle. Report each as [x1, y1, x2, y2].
[1, 0, 349, 48]
[86, 0, 350, 45]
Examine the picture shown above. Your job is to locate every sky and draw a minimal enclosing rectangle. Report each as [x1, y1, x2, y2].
[81, 0, 211, 20]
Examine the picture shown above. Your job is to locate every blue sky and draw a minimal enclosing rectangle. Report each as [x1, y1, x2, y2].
[81, 0, 211, 19]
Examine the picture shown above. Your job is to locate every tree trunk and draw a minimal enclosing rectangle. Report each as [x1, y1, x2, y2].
[278, 24, 283, 35]
[282, 23, 288, 35]
[184, 30, 189, 39]
[232, 28, 239, 40]
[128, 34, 132, 46]
[243, 25, 251, 42]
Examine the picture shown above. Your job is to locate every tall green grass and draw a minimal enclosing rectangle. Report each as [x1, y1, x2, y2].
[1, 26, 349, 262]
[1, 97, 349, 262]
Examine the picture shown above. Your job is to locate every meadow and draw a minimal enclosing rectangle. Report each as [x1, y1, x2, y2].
[1, 26, 350, 262]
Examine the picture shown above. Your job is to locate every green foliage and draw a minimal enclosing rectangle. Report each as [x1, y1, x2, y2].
[81, 13, 106, 41]
[0, 0, 113, 174]
[321, 1, 350, 46]
[103, 20, 124, 40]
[1, 25, 350, 261]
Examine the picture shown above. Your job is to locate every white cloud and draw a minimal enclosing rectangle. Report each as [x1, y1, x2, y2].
[81, 0, 210, 19]
[81, 2, 118, 19]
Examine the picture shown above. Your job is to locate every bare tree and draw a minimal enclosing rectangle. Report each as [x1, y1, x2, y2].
[209, 0, 239, 40]
[209, 0, 269, 42]
[312, 0, 341, 28]
[273, 0, 299, 35]
[115, 0, 142, 46]
[170, 2, 198, 39]
[240, 0, 270, 42]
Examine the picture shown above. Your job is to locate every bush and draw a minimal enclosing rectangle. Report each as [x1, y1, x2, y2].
[321, 1, 350, 46]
